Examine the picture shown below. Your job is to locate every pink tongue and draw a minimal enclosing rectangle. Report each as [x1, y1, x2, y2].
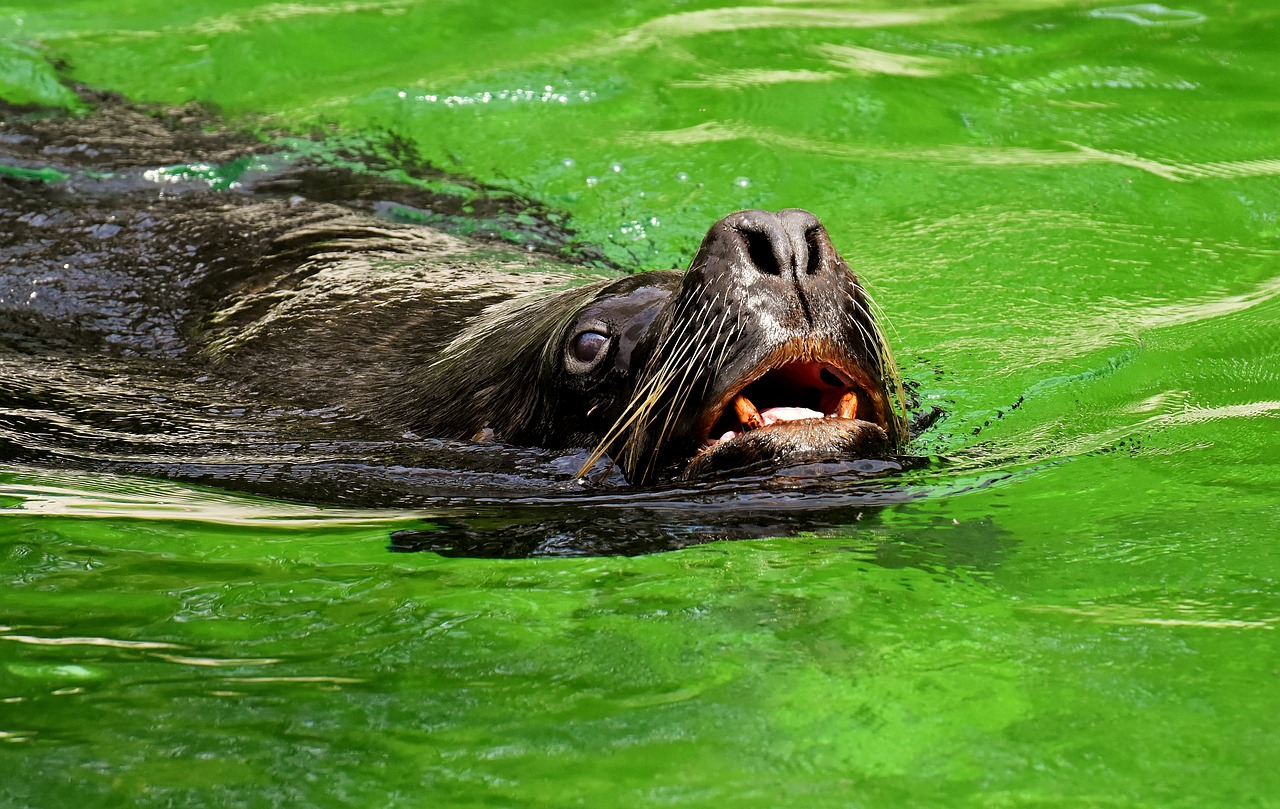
[710, 406, 825, 445]
[760, 406, 824, 425]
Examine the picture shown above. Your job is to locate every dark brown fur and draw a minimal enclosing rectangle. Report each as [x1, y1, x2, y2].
[2, 99, 905, 486]
[194, 207, 906, 483]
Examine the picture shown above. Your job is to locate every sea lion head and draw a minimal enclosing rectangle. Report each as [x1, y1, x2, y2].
[581, 207, 901, 481]
[400, 208, 905, 484]
[570, 208, 907, 483]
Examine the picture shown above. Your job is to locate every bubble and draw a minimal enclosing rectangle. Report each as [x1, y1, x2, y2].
[561, 158, 576, 167]
[734, 177, 751, 188]
[676, 172, 690, 182]
[585, 176, 599, 187]
[610, 162, 623, 173]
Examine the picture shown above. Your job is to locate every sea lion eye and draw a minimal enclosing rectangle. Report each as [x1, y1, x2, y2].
[570, 330, 610, 366]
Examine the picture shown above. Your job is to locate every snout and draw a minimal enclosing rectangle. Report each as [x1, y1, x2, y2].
[685, 208, 853, 330]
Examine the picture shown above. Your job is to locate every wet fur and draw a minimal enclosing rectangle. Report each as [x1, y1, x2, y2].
[175, 209, 907, 482]
[2, 98, 907, 487]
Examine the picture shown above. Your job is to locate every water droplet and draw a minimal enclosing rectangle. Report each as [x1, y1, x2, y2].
[676, 172, 690, 182]
[610, 162, 623, 173]
[735, 177, 751, 188]
[585, 176, 599, 187]
[561, 158, 576, 167]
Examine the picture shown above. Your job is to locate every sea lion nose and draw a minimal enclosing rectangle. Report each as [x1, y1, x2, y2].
[685, 208, 850, 328]
[705, 208, 841, 325]
[776, 208, 831, 280]
[719, 208, 833, 282]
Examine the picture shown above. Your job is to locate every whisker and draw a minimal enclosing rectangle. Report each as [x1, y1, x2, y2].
[623, 288, 733, 478]
[576, 297, 709, 477]
[848, 288, 909, 439]
[625, 314, 719, 480]
[640, 292, 731, 479]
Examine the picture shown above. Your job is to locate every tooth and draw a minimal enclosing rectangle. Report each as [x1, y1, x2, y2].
[835, 390, 859, 419]
[733, 395, 765, 430]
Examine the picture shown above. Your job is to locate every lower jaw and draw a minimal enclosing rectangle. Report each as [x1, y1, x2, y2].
[680, 418, 890, 480]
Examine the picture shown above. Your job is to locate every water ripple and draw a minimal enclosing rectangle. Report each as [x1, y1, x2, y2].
[1, 634, 183, 650]
[610, 6, 959, 50]
[671, 69, 839, 90]
[1088, 4, 1207, 27]
[634, 122, 1280, 182]
[814, 43, 947, 77]
[45, 0, 415, 42]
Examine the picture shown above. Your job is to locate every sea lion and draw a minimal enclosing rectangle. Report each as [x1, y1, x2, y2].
[196, 207, 907, 484]
[1, 98, 907, 488]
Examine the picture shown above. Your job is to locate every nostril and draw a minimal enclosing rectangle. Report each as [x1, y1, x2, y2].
[805, 227, 824, 276]
[741, 228, 782, 275]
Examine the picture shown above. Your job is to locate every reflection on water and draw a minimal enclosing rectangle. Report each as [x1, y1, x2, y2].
[636, 121, 1280, 182]
[1088, 4, 1208, 26]
[609, 6, 961, 50]
[815, 43, 947, 77]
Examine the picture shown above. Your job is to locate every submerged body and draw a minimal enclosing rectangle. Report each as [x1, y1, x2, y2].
[1, 100, 906, 488]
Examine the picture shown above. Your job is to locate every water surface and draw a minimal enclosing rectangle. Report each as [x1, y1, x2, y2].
[2, 1, 1279, 806]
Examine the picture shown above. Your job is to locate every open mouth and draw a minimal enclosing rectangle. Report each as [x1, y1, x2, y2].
[700, 343, 888, 447]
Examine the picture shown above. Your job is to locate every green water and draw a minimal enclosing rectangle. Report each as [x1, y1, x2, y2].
[3, 0, 1280, 805]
